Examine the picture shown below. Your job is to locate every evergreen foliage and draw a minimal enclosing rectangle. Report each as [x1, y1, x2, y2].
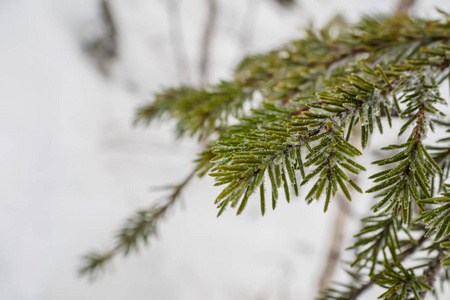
[80, 10, 450, 299]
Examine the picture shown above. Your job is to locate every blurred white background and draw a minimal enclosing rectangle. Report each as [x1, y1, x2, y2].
[0, 0, 449, 299]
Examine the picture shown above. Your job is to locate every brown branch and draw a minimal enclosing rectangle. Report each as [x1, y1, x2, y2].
[395, 0, 417, 16]
[318, 195, 349, 291]
[167, 0, 191, 84]
[346, 234, 428, 299]
[87, 0, 118, 76]
[199, 0, 218, 85]
[101, 0, 118, 50]
[418, 247, 447, 299]
[237, 0, 259, 55]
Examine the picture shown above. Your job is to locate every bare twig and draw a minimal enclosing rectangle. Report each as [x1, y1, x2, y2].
[199, 0, 218, 85]
[417, 248, 446, 299]
[166, 0, 191, 84]
[237, 0, 259, 55]
[406, 245, 446, 300]
[78, 170, 196, 280]
[395, 0, 416, 15]
[87, 0, 118, 76]
[318, 195, 349, 291]
[274, 0, 296, 6]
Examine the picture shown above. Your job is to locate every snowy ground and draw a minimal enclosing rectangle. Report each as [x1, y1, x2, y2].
[0, 0, 449, 299]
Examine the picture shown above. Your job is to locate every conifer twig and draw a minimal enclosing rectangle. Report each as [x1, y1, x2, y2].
[78, 170, 196, 280]
[85, 0, 118, 75]
[317, 234, 428, 299]
[416, 248, 446, 298]
[356, 234, 428, 298]
[237, 0, 258, 55]
[83, 13, 450, 298]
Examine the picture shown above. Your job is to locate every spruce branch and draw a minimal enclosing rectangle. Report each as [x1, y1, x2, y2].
[427, 120, 450, 192]
[374, 261, 431, 299]
[83, 11, 450, 299]
[211, 41, 450, 216]
[78, 170, 195, 280]
[402, 238, 450, 300]
[412, 246, 447, 299]
[134, 82, 253, 140]
[367, 73, 446, 223]
[136, 14, 450, 141]
[319, 173, 450, 299]
[348, 213, 400, 275]
[199, 0, 218, 85]
[316, 233, 428, 300]
[416, 184, 450, 243]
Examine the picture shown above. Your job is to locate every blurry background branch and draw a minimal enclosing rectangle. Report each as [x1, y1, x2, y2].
[85, 0, 118, 76]
[317, 0, 418, 290]
[78, 170, 196, 280]
[396, 0, 416, 15]
[274, 0, 296, 7]
[237, 0, 259, 55]
[199, 0, 218, 85]
[166, 0, 192, 84]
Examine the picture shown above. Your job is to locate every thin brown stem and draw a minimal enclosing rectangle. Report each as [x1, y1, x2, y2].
[167, 0, 191, 84]
[237, 0, 258, 55]
[346, 234, 428, 299]
[395, 0, 417, 16]
[78, 169, 197, 280]
[199, 0, 218, 85]
[318, 196, 349, 291]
